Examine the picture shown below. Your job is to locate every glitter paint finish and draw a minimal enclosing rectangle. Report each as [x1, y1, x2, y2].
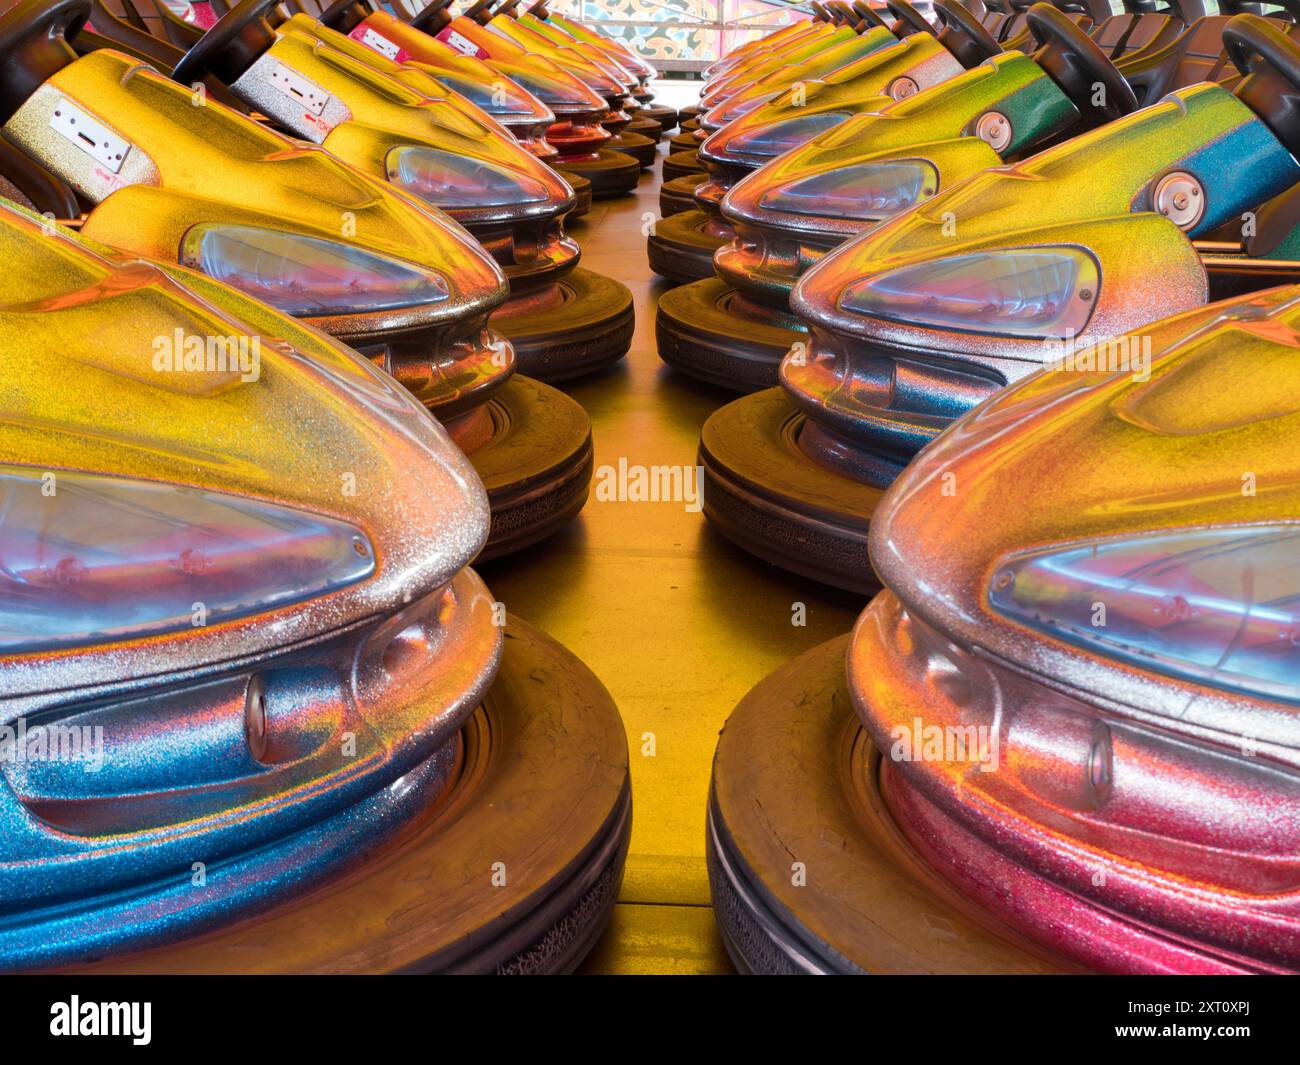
[4, 569, 498, 970]
[6, 727, 466, 971]
[701, 35, 965, 169]
[660, 27, 974, 273]
[700, 26, 895, 116]
[541, 10, 657, 81]
[1, 44, 518, 412]
[793, 85, 1297, 357]
[515, 10, 642, 83]
[328, 9, 559, 143]
[702, 20, 828, 82]
[717, 51, 1073, 276]
[239, 18, 578, 230]
[339, 7, 604, 115]
[0, 202, 503, 966]
[387, 12, 618, 160]
[486, 13, 633, 95]
[700, 25, 862, 109]
[0, 203, 490, 705]
[777, 82, 1300, 475]
[850, 285, 1300, 971]
[712, 49, 1076, 312]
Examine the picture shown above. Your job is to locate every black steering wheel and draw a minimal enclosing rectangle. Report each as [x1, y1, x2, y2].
[317, 0, 374, 31]
[170, 0, 279, 86]
[409, 0, 454, 33]
[1223, 0, 1300, 21]
[885, 0, 935, 34]
[934, 0, 1002, 65]
[1028, 2, 1137, 122]
[0, 0, 89, 124]
[1225, 13, 1300, 152]
[1156, 0, 1208, 18]
[463, 0, 497, 25]
[852, 1, 890, 27]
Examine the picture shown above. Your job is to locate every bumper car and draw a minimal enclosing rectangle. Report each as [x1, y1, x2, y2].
[468, 0, 660, 168]
[705, 1, 846, 84]
[672, 6, 840, 127]
[89, 0, 592, 206]
[661, 4, 872, 180]
[524, 0, 678, 133]
[264, 0, 599, 214]
[660, 0, 1116, 206]
[669, 0, 996, 159]
[0, 0, 594, 557]
[660, 7, 849, 178]
[148, 0, 634, 380]
[696, 11, 1300, 592]
[387, 0, 643, 195]
[697, 14, 883, 116]
[291, 1, 576, 170]
[648, 0, 1023, 284]
[708, 282, 1300, 974]
[701, 8, 824, 81]
[658, 14, 901, 210]
[492, 0, 667, 146]
[660, 0, 1228, 390]
[0, 200, 630, 974]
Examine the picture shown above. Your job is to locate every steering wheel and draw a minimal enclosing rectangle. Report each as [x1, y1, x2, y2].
[0, 0, 90, 124]
[317, 0, 374, 31]
[1028, 3, 1137, 123]
[170, 0, 279, 86]
[1246, 0, 1300, 23]
[885, 0, 935, 34]
[409, 0, 453, 33]
[1225, 13, 1300, 152]
[934, 0, 1002, 66]
[463, 0, 496, 24]
[852, 1, 890, 28]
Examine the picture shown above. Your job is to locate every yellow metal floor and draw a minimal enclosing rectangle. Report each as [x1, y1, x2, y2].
[476, 138, 865, 974]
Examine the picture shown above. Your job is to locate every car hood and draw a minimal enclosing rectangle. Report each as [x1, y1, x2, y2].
[0, 201, 488, 707]
[721, 51, 1074, 239]
[701, 32, 966, 167]
[701, 24, 893, 113]
[865, 282, 1300, 761]
[791, 83, 1300, 369]
[237, 22, 575, 225]
[2, 48, 510, 331]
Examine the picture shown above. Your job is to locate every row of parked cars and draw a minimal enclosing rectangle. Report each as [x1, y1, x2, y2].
[662, 0, 1300, 972]
[0, 0, 682, 972]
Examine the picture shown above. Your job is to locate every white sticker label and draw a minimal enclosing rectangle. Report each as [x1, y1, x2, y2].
[268, 63, 330, 117]
[361, 28, 400, 60]
[50, 100, 130, 173]
[444, 29, 480, 56]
